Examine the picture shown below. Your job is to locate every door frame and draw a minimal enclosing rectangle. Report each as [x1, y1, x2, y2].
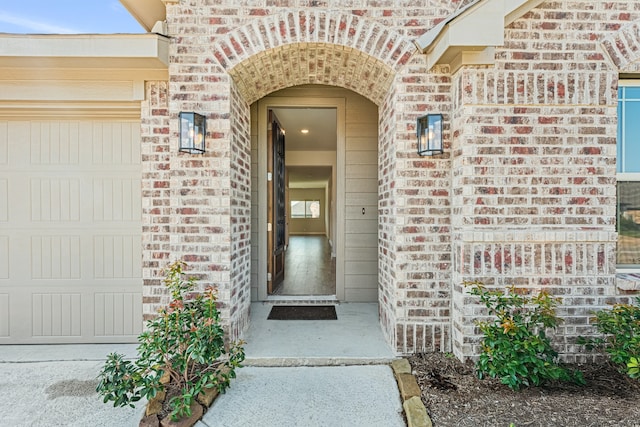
[257, 96, 346, 301]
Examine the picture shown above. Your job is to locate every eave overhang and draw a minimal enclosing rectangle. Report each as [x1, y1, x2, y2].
[119, 0, 167, 33]
[415, 0, 545, 72]
[0, 33, 169, 70]
[0, 34, 169, 102]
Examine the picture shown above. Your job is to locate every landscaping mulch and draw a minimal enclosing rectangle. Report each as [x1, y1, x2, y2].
[408, 352, 640, 427]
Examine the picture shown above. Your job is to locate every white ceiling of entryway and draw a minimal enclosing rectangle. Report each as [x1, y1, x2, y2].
[272, 107, 336, 152]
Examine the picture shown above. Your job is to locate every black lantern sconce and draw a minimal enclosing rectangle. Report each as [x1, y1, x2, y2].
[179, 112, 206, 154]
[417, 113, 443, 156]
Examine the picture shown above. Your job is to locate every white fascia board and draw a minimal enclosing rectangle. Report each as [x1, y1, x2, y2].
[0, 34, 169, 71]
[417, 0, 545, 69]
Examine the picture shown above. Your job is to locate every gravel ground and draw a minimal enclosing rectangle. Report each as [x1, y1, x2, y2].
[408, 352, 640, 427]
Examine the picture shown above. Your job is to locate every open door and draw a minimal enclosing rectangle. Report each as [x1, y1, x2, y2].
[267, 110, 286, 293]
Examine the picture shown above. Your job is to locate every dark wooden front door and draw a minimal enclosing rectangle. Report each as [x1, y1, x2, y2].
[267, 110, 286, 293]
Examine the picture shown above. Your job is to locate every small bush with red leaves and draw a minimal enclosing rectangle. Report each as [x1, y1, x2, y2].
[97, 261, 245, 421]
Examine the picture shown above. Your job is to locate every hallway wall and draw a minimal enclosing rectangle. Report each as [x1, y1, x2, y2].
[289, 188, 326, 235]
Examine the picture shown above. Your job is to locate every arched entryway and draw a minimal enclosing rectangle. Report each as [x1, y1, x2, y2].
[211, 11, 415, 350]
[144, 9, 453, 355]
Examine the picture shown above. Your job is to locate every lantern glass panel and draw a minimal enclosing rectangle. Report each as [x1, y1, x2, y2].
[179, 112, 206, 154]
[417, 114, 443, 156]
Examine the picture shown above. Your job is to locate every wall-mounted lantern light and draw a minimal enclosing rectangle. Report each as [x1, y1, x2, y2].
[417, 114, 443, 156]
[179, 112, 206, 154]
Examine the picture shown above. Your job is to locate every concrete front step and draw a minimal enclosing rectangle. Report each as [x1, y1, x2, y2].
[244, 356, 398, 367]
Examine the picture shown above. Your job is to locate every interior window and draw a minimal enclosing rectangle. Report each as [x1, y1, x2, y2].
[290, 200, 321, 219]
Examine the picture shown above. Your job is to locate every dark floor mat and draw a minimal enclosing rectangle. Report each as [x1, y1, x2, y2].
[267, 305, 337, 320]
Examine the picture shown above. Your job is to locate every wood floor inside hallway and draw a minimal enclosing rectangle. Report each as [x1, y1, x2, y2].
[273, 235, 336, 296]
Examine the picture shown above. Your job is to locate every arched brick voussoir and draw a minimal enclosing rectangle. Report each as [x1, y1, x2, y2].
[601, 19, 640, 73]
[228, 42, 396, 106]
[210, 9, 417, 74]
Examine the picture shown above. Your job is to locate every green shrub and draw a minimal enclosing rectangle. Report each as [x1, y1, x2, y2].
[97, 261, 245, 420]
[467, 281, 584, 390]
[578, 297, 640, 379]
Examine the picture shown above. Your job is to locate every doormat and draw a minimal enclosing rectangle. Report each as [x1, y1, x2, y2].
[267, 305, 337, 320]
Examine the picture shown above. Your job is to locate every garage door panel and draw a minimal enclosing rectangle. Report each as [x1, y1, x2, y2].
[0, 236, 7, 279]
[94, 292, 142, 337]
[31, 292, 82, 337]
[0, 121, 7, 164]
[30, 121, 80, 165]
[0, 294, 8, 337]
[0, 179, 7, 221]
[31, 178, 81, 222]
[94, 235, 142, 279]
[93, 178, 142, 222]
[30, 236, 81, 279]
[92, 122, 140, 165]
[3, 285, 141, 343]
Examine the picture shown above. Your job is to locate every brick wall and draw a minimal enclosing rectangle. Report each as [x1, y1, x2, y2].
[377, 82, 398, 350]
[393, 60, 453, 354]
[450, 1, 640, 361]
[140, 0, 640, 358]
[141, 81, 171, 320]
[229, 82, 252, 340]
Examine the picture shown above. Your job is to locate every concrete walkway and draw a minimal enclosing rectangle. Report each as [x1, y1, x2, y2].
[199, 303, 404, 426]
[0, 303, 404, 427]
[198, 365, 404, 427]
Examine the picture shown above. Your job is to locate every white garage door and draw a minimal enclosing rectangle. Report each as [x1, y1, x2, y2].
[0, 118, 142, 343]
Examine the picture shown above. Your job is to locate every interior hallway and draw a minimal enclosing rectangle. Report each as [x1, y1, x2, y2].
[273, 235, 336, 296]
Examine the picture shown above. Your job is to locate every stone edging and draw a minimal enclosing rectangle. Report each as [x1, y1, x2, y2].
[391, 359, 433, 427]
[139, 371, 222, 427]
